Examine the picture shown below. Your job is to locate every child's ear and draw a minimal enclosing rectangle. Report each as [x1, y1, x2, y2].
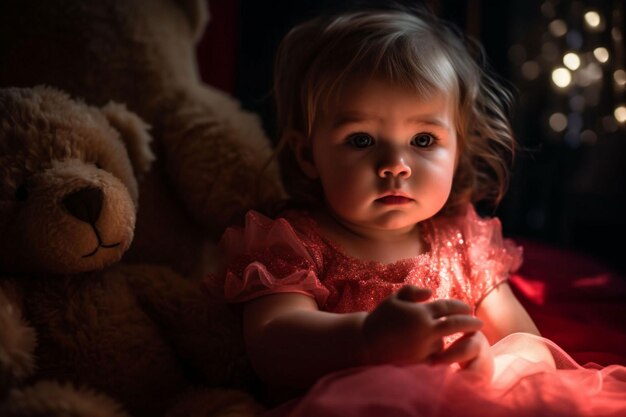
[286, 129, 319, 179]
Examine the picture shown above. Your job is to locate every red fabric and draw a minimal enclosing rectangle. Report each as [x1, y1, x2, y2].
[264, 347, 626, 417]
[509, 239, 626, 366]
[261, 242, 626, 416]
[214, 207, 520, 315]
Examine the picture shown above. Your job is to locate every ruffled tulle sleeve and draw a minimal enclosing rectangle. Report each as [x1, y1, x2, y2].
[461, 205, 523, 306]
[212, 210, 329, 306]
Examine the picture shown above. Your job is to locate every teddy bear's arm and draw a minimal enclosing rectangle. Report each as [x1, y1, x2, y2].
[158, 89, 286, 237]
[112, 264, 255, 390]
[0, 282, 37, 398]
[1, 381, 132, 417]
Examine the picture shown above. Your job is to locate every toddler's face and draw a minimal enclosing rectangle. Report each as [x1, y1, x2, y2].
[300, 78, 457, 235]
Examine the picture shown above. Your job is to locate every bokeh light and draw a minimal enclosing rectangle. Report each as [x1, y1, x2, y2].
[548, 19, 567, 37]
[552, 67, 572, 88]
[614, 105, 626, 123]
[549, 113, 568, 132]
[521, 61, 541, 80]
[563, 53, 581, 70]
[583, 11, 601, 29]
[614, 70, 626, 87]
[593, 47, 609, 63]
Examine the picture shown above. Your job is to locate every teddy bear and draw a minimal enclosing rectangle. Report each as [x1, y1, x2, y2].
[0, 287, 130, 417]
[0, 0, 285, 280]
[0, 86, 262, 417]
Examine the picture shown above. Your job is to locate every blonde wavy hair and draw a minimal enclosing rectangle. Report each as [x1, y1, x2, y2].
[273, 8, 515, 214]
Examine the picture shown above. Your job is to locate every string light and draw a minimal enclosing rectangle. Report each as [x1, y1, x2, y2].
[593, 47, 609, 63]
[563, 52, 581, 70]
[552, 67, 572, 88]
[521, 61, 541, 80]
[615, 106, 626, 123]
[614, 70, 626, 87]
[612, 27, 623, 41]
[549, 19, 567, 37]
[580, 129, 597, 144]
[583, 11, 602, 30]
[511, 2, 624, 145]
[549, 113, 568, 131]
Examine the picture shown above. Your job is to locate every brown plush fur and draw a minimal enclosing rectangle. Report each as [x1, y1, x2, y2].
[2, 381, 131, 417]
[0, 0, 284, 279]
[0, 87, 259, 417]
[0, 285, 36, 398]
[0, 88, 145, 274]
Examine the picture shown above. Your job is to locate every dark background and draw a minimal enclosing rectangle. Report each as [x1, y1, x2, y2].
[198, 0, 626, 275]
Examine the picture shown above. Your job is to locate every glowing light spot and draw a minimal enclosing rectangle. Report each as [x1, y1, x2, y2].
[552, 67, 572, 88]
[548, 19, 567, 37]
[541, 2, 555, 18]
[614, 70, 626, 87]
[584, 11, 601, 29]
[521, 61, 541, 80]
[593, 47, 609, 63]
[563, 53, 581, 70]
[580, 130, 597, 145]
[569, 95, 586, 112]
[586, 63, 603, 81]
[549, 113, 567, 132]
[615, 105, 626, 123]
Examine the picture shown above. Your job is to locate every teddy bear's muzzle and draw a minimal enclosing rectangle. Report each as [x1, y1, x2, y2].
[62, 187, 104, 224]
[61, 186, 122, 257]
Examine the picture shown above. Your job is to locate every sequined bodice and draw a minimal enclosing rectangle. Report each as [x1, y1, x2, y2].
[216, 205, 522, 315]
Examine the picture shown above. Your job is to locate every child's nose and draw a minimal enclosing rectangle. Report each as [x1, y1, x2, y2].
[377, 150, 412, 178]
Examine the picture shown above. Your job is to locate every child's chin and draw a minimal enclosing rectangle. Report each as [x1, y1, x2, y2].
[375, 212, 418, 231]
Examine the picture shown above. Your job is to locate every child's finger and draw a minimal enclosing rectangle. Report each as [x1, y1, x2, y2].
[433, 315, 483, 337]
[429, 338, 445, 357]
[426, 299, 472, 318]
[430, 332, 481, 365]
[396, 285, 432, 302]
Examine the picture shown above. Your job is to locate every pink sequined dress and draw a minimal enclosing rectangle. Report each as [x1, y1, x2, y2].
[211, 205, 626, 417]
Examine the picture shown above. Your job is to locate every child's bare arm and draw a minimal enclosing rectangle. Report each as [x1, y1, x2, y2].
[476, 282, 540, 343]
[243, 285, 483, 391]
[476, 282, 555, 366]
[243, 292, 366, 392]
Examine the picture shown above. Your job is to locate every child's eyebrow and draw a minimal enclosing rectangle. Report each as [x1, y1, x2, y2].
[332, 112, 451, 130]
[331, 112, 371, 127]
[406, 115, 452, 130]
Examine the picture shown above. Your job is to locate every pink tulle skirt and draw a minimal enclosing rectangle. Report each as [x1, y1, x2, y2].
[265, 333, 626, 417]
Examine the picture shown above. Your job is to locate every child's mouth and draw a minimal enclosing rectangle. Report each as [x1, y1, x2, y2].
[375, 195, 414, 205]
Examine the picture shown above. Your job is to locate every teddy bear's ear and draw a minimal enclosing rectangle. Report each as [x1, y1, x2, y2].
[100, 102, 155, 179]
[172, 0, 210, 41]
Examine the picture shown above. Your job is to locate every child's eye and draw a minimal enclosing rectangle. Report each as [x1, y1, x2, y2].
[347, 133, 374, 148]
[411, 133, 436, 148]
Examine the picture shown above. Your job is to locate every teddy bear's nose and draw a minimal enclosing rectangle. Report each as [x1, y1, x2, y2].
[62, 187, 104, 224]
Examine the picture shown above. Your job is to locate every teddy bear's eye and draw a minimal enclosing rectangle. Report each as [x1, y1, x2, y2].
[15, 185, 28, 201]
[95, 163, 103, 170]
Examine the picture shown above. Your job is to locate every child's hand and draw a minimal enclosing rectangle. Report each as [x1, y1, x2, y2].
[361, 285, 483, 365]
[432, 331, 494, 380]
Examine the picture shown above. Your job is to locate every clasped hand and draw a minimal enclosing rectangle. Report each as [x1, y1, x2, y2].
[361, 285, 493, 379]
